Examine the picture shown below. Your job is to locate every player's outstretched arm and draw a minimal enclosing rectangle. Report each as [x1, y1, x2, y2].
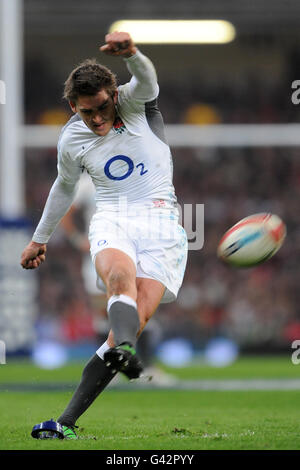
[100, 31, 159, 102]
[21, 241, 46, 270]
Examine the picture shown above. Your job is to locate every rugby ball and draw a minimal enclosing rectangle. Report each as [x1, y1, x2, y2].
[217, 213, 286, 267]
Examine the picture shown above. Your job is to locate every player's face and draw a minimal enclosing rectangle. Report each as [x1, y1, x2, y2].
[70, 89, 118, 136]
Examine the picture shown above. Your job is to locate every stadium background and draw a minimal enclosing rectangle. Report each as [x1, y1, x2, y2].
[2, 0, 300, 367]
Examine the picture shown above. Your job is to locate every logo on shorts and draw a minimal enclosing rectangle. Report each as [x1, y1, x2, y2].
[97, 239, 108, 247]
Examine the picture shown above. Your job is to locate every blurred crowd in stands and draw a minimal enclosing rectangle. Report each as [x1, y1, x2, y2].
[23, 54, 300, 353]
[25, 143, 300, 353]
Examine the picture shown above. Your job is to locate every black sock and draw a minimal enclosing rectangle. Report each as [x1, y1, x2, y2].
[57, 354, 116, 427]
[108, 300, 140, 347]
[137, 330, 153, 368]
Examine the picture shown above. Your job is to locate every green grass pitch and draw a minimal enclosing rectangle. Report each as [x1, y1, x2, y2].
[1, 356, 300, 450]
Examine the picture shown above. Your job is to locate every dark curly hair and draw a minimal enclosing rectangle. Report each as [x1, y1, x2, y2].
[63, 58, 117, 102]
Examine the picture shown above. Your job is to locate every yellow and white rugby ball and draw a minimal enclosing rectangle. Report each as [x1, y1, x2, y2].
[217, 213, 286, 267]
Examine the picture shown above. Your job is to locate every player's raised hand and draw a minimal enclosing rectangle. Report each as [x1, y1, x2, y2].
[20, 241, 47, 270]
[99, 31, 137, 58]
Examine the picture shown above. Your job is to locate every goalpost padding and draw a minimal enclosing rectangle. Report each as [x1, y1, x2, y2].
[0, 218, 38, 354]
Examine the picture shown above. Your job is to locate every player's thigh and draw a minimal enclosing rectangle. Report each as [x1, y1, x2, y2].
[95, 248, 137, 298]
[136, 277, 165, 333]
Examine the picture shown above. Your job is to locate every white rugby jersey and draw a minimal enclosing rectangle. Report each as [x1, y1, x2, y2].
[33, 50, 177, 244]
[58, 86, 176, 211]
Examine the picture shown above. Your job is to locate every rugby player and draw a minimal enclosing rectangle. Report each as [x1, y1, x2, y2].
[21, 31, 188, 439]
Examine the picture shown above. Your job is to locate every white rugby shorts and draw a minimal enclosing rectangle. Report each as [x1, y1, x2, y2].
[89, 210, 188, 303]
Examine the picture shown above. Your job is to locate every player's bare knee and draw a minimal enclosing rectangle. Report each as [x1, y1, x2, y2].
[107, 269, 134, 295]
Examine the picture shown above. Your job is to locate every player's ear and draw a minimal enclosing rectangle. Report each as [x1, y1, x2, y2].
[112, 90, 118, 104]
[69, 100, 77, 113]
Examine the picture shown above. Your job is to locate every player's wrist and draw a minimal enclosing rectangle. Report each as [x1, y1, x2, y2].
[31, 240, 46, 247]
[123, 47, 138, 59]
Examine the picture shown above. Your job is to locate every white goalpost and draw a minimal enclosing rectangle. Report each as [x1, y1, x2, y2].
[0, 0, 37, 356]
[0, 0, 24, 217]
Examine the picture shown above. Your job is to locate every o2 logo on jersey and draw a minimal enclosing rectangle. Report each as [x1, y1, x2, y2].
[104, 155, 148, 181]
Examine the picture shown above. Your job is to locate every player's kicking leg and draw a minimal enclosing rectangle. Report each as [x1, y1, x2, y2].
[103, 276, 165, 379]
[40, 250, 164, 438]
[32, 250, 165, 439]
[95, 248, 143, 378]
